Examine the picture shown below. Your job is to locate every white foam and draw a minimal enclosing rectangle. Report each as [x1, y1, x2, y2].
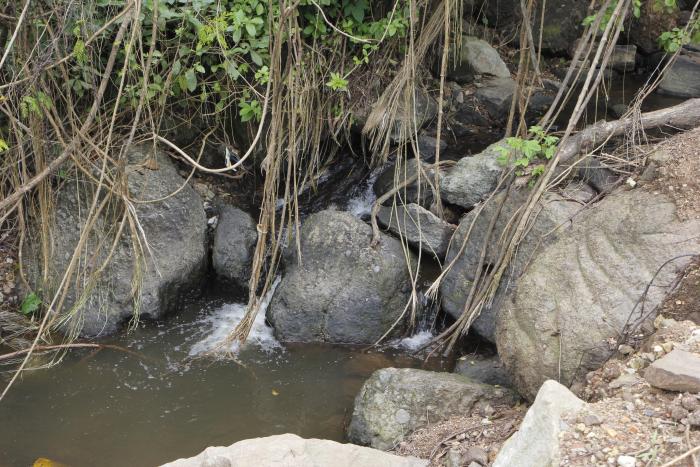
[390, 330, 434, 351]
[189, 278, 282, 356]
[346, 170, 380, 218]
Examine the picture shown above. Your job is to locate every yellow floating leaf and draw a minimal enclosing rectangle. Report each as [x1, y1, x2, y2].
[34, 458, 69, 467]
[271, 389, 279, 396]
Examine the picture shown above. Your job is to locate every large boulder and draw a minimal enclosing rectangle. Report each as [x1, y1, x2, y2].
[497, 189, 700, 400]
[347, 368, 516, 450]
[161, 433, 427, 467]
[212, 206, 257, 289]
[376, 203, 456, 258]
[267, 210, 416, 344]
[658, 51, 700, 98]
[439, 141, 505, 209]
[493, 380, 585, 467]
[440, 189, 580, 341]
[471, 0, 589, 54]
[447, 36, 511, 84]
[25, 148, 207, 337]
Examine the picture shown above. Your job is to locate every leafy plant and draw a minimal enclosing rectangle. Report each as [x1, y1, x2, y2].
[326, 72, 349, 92]
[659, 19, 699, 52]
[496, 126, 559, 181]
[20, 292, 42, 316]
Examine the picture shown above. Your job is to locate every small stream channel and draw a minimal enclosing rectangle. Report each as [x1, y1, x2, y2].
[0, 285, 448, 467]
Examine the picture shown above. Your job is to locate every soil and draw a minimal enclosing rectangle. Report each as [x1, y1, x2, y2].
[392, 405, 526, 466]
[648, 126, 700, 221]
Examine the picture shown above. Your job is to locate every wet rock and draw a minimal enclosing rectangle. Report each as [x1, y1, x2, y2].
[25, 148, 207, 337]
[447, 36, 511, 84]
[493, 380, 586, 467]
[373, 159, 435, 208]
[376, 204, 455, 258]
[439, 141, 505, 209]
[497, 190, 700, 400]
[658, 51, 700, 98]
[348, 368, 516, 450]
[475, 77, 516, 121]
[441, 189, 580, 342]
[454, 353, 512, 387]
[212, 206, 257, 289]
[161, 433, 427, 467]
[610, 45, 637, 72]
[477, 0, 588, 54]
[643, 349, 700, 392]
[267, 210, 416, 344]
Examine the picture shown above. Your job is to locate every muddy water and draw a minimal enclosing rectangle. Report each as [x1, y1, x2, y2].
[0, 290, 447, 467]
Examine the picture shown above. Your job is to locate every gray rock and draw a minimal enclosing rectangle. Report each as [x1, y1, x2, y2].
[479, 0, 589, 54]
[574, 158, 620, 193]
[492, 380, 585, 467]
[454, 354, 512, 387]
[463, 446, 489, 466]
[644, 349, 700, 393]
[441, 189, 580, 342]
[416, 134, 448, 162]
[374, 159, 435, 208]
[377, 204, 456, 258]
[161, 433, 427, 467]
[496, 190, 700, 400]
[267, 210, 416, 344]
[25, 148, 207, 337]
[475, 77, 516, 120]
[658, 51, 700, 98]
[439, 141, 505, 209]
[610, 45, 637, 72]
[348, 368, 516, 450]
[212, 206, 257, 289]
[448, 36, 511, 84]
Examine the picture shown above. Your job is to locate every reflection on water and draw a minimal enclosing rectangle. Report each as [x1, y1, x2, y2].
[0, 291, 446, 467]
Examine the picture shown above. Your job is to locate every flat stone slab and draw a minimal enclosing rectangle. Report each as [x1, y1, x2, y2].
[161, 434, 427, 467]
[644, 349, 700, 393]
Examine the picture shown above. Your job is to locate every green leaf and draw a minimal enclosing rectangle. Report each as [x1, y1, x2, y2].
[184, 68, 197, 92]
[0, 138, 8, 153]
[20, 292, 42, 315]
[245, 23, 257, 37]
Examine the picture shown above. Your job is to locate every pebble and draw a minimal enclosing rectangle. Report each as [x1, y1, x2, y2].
[583, 413, 603, 426]
[617, 455, 636, 467]
[689, 409, 700, 427]
[618, 344, 634, 355]
[670, 405, 689, 421]
[681, 394, 699, 411]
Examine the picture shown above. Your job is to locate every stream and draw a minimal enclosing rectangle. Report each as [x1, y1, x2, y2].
[0, 286, 447, 467]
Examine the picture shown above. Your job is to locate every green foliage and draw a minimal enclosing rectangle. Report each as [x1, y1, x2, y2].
[19, 92, 52, 118]
[0, 138, 8, 153]
[659, 19, 699, 52]
[326, 72, 349, 91]
[64, 0, 411, 123]
[20, 292, 42, 316]
[496, 126, 559, 181]
[582, 0, 674, 30]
